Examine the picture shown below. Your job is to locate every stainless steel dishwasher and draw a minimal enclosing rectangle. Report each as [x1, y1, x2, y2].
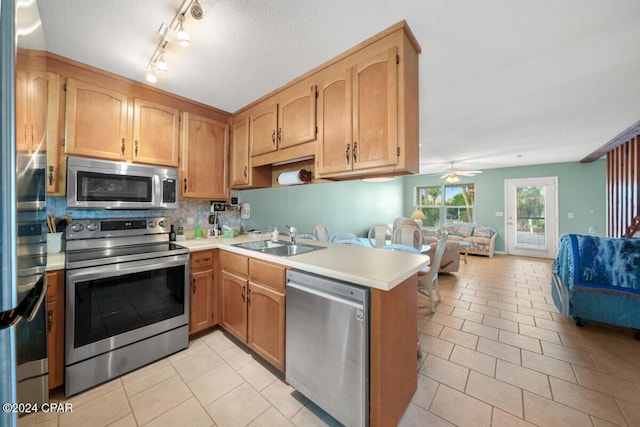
[286, 269, 370, 427]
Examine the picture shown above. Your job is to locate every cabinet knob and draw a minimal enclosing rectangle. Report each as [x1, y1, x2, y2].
[241, 285, 246, 302]
[247, 288, 252, 304]
[271, 130, 276, 145]
[48, 165, 54, 186]
[192, 278, 196, 294]
[353, 141, 358, 163]
[184, 178, 188, 192]
[47, 309, 53, 332]
[277, 128, 282, 144]
[121, 138, 126, 155]
[134, 139, 139, 156]
[243, 165, 248, 178]
[345, 143, 351, 164]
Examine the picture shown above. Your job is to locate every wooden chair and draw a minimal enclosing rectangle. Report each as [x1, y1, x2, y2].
[331, 231, 360, 243]
[312, 224, 331, 241]
[392, 224, 423, 251]
[418, 231, 447, 312]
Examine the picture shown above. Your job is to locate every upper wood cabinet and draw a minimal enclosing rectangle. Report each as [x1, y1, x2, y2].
[315, 24, 420, 179]
[250, 83, 317, 157]
[64, 78, 129, 161]
[230, 113, 271, 189]
[180, 112, 229, 199]
[132, 98, 180, 167]
[64, 78, 180, 167]
[16, 70, 59, 155]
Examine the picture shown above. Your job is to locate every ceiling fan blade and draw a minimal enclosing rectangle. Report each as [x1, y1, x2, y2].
[439, 173, 449, 179]
[457, 172, 476, 176]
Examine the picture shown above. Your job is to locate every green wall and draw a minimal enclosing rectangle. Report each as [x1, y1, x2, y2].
[238, 160, 606, 248]
[403, 160, 607, 252]
[238, 178, 404, 237]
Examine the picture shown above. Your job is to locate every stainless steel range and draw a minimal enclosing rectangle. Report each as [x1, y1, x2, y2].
[64, 217, 189, 396]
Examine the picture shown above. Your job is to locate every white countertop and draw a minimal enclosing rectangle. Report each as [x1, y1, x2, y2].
[178, 235, 430, 291]
[44, 235, 430, 291]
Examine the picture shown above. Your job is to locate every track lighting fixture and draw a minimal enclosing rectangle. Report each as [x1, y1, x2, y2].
[144, 0, 202, 83]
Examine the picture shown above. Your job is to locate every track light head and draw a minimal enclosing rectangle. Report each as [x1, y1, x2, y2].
[177, 15, 190, 47]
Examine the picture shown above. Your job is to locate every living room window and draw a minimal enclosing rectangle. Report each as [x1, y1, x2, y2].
[415, 184, 475, 226]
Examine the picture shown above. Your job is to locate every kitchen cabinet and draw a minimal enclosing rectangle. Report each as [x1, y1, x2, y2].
[220, 251, 286, 371]
[189, 250, 218, 335]
[15, 69, 60, 155]
[46, 270, 64, 389]
[230, 113, 271, 189]
[249, 83, 317, 161]
[181, 112, 229, 199]
[64, 78, 180, 167]
[315, 23, 420, 179]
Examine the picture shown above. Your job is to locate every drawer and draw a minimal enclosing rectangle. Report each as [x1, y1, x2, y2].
[191, 250, 214, 270]
[249, 258, 286, 292]
[220, 251, 248, 277]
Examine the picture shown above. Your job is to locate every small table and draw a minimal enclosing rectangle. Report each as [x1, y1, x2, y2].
[455, 241, 476, 264]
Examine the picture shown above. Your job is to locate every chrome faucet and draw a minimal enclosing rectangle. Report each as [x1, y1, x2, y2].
[286, 225, 297, 245]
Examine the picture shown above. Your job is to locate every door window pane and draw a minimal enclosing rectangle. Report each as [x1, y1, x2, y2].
[516, 186, 546, 248]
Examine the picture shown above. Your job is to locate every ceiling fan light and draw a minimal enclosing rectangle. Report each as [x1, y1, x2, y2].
[446, 175, 459, 184]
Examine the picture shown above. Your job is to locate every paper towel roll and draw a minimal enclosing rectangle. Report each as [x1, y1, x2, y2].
[277, 169, 311, 185]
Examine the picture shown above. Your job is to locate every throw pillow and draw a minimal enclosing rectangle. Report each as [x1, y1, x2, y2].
[474, 225, 496, 238]
[455, 223, 474, 237]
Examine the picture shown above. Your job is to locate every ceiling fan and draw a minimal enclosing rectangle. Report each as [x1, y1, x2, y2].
[439, 163, 483, 183]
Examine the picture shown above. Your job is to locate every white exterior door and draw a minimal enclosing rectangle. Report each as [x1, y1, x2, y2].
[505, 177, 558, 258]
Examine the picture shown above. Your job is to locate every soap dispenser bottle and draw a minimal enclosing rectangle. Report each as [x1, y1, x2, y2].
[271, 227, 279, 242]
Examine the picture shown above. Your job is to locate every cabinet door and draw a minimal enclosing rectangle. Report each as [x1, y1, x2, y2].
[221, 271, 248, 342]
[351, 47, 398, 170]
[189, 269, 213, 334]
[46, 270, 64, 389]
[316, 68, 352, 175]
[249, 102, 278, 156]
[15, 69, 28, 152]
[132, 98, 180, 167]
[16, 70, 59, 156]
[230, 115, 250, 187]
[247, 281, 286, 372]
[64, 78, 129, 161]
[277, 84, 317, 149]
[181, 112, 229, 199]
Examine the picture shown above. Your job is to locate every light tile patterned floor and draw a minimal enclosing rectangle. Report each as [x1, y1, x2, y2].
[20, 255, 640, 426]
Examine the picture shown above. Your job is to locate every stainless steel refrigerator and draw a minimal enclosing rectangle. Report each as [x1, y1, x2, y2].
[1, 1, 49, 425]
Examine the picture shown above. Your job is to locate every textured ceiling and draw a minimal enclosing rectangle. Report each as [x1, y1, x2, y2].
[35, 0, 640, 174]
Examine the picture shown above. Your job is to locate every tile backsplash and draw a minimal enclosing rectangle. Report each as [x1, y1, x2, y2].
[48, 197, 241, 238]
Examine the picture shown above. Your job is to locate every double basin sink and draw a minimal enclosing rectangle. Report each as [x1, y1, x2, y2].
[233, 239, 325, 257]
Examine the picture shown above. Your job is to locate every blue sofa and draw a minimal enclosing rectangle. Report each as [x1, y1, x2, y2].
[551, 234, 640, 334]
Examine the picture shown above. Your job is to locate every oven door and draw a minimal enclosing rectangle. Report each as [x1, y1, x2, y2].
[65, 254, 189, 366]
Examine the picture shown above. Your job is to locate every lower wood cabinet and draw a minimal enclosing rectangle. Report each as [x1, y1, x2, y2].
[220, 251, 286, 371]
[46, 270, 64, 389]
[189, 250, 218, 335]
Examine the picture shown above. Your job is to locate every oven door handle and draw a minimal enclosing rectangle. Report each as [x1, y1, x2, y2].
[66, 255, 189, 282]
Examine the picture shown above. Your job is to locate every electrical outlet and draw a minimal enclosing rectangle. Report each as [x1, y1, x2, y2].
[589, 226, 596, 234]
[186, 217, 195, 226]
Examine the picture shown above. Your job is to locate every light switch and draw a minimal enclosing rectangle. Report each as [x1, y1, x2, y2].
[495, 212, 504, 217]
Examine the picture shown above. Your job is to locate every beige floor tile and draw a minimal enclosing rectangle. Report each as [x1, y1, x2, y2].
[488, 300, 519, 313]
[461, 294, 489, 306]
[523, 391, 592, 427]
[476, 337, 521, 365]
[535, 317, 579, 335]
[399, 402, 454, 427]
[469, 303, 501, 317]
[430, 384, 492, 427]
[121, 358, 176, 397]
[417, 318, 445, 336]
[430, 312, 465, 329]
[540, 341, 596, 369]
[491, 408, 536, 427]
[261, 378, 306, 418]
[462, 320, 499, 341]
[439, 326, 479, 349]
[128, 374, 192, 425]
[435, 302, 455, 315]
[548, 377, 627, 425]
[499, 330, 542, 353]
[496, 359, 551, 398]
[106, 413, 137, 427]
[61, 378, 123, 409]
[440, 297, 471, 310]
[517, 305, 554, 320]
[411, 372, 439, 410]
[518, 323, 562, 344]
[248, 406, 295, 427]
[590, 416, 625, 427]
[201, 329, 238, 354]
[218, 343, 254, 371]
[501, 310, 536, 326]
[420, 354, 469, 392]
[483, 315, 519, 333]
[290, 402, 342, 427]
[172, 346, 225, 382]
[450, 306, 484, 323]
[144, 397, 213, 427]
[168, 338, 208, 364]
[449, 345, 496, 377]
[206, 382, 271, 427]
[617, 398, 640, 426]
[521, 350, 576, 382]
[188, 363, 244, 407]
[237, 359, 279, 391]
[573, 364, 640, 404]
[59, 387, 131, 427]
[419, 334, 454, 359]
[466, 371, 523, 417]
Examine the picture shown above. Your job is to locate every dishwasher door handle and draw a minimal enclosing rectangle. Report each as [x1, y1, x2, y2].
[286, 281, 364, 309]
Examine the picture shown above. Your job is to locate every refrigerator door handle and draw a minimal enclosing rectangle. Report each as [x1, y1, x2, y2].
[14, 281, 46, 325]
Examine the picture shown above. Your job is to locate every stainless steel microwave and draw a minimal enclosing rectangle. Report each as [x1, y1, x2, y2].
[66, 156, 178, 209]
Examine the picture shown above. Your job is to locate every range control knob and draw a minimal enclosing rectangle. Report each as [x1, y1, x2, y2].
[148, 220, 157, 228]
[85, 222, 98, 232]
[70, 223, 84, 232]
[158, 219, 166, 228]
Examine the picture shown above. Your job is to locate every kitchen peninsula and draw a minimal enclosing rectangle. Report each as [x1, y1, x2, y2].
[181, 235, 428, 427]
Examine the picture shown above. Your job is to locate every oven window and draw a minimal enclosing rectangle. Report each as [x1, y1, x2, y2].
[76, 171, 152, 202]
[74, 265, 185, 348]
